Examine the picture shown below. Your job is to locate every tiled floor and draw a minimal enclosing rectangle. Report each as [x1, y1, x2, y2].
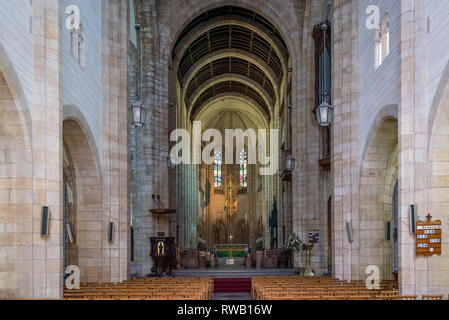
[214, 292, 252, 300]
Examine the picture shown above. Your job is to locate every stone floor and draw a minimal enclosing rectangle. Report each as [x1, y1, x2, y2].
[214, 292, 252, 300]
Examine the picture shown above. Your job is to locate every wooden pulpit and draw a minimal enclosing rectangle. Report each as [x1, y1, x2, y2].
[150, 237, 177, 275]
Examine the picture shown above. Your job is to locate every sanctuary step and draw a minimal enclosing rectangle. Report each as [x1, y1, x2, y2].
[173, 268, 297, 278]
[214, 278, 252, 293]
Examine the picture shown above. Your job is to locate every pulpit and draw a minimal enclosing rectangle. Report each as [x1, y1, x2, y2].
[150, 237, 177, 275]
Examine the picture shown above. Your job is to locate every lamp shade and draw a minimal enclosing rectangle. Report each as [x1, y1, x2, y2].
[314, 100, 334, 127]
[130, 102, 147, 127]
[285, 155, 296, 171]
[167, 156, 176, 170]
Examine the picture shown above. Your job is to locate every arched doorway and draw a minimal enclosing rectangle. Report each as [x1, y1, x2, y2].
[0, 67, 32, 297]
[62, 118, 102, 282]
[359, 117, 398, 280]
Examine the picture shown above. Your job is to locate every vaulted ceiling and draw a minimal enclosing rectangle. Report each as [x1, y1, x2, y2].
[191, 80, 270, 122]
[173, 6, 289, 122]
[177, 25, 283, 83]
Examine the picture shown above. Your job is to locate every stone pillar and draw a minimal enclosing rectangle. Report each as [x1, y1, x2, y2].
[398, 0, 428, 296]
[101, 0, 130, 282]
[291, 0, 328, 272]
[131, 0, 171, 276]
[31, 0, 63, 298]
[331, 0, 360, 281]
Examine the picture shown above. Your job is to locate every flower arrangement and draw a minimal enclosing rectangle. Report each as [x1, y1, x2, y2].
[284, 233, 302, 252]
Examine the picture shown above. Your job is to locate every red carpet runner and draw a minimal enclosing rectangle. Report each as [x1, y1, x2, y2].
[214, 278, 252, 293]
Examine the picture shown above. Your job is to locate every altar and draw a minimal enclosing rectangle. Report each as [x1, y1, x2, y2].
[214, 244, 248, 258]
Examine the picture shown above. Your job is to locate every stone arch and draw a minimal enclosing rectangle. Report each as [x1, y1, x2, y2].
[0, 42, 32, 138]
[360, 104, 398, 166]
[62, 116, 102, 283]
[359, 117, 398, 280]
[168, 1, 299, 60]
[428, 60, 449, 147]
[0, 50, 33, 298]
[165, 1, 307, 252]
[427, 60, 449, 295]
[188, 75, 274, 118]
[63, 104, 101, 168]
[194, 94, 270, 128]
[172, 17, 288, 77]
[182, 50, 280, 101]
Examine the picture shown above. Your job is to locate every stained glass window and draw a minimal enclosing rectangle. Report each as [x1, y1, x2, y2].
[240, 150, 247, 187]
[214, 150, 222, 187]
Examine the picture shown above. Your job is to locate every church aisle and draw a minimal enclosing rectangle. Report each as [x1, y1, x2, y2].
[214, 292, 252, 300]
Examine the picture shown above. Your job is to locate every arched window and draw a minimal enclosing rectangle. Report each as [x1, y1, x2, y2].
[239, 150, 248, 187]
[382, 14, 390, 60]
[375, 28, 383, 68]
[375, 13, 390, 68]
[71, 23, 85, 69]
[214, 150, 222, 187]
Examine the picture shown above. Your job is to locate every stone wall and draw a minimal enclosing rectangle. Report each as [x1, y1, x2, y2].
[2, 0, 449, 298]
[0, 0, 34, 109]
[0, 0, 130, 298]
[60, 0, 103, 154]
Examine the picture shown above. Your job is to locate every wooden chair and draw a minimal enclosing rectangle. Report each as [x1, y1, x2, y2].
[395, 295, 418, 300]
[348, 295, 372, 300]
[422, 295, 444, 300]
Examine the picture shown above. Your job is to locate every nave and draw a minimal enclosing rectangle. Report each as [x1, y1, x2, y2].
[64, 276, 445, 301]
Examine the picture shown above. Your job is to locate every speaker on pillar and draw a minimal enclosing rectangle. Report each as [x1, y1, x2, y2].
[41, 206, 50, 238]
[385, 221, 391, 241]
[410, 205, 417, 234]
[346, 221, 353, 243]
[108, 222, 114, 244]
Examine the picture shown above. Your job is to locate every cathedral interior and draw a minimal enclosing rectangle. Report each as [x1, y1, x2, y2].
[1, 0, 449, 301]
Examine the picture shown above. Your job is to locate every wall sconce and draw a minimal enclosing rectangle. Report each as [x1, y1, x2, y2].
[285, 155, 296, 171]
[314, 99, 334, 127]
[167, 156, 176, 170]
[130, 101, 147, 127]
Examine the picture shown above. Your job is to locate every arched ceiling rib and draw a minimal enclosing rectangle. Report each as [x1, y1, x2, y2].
[173, 17, 288, 76]
[173, 5, 287, 55]
[191, 81, 269, 122]
[177, 24, 283, 82]
[185, 57, 276, 105]
[192, 92, 271, 125]
[181, 49, 279, 99]
[174, 5, 289, 121]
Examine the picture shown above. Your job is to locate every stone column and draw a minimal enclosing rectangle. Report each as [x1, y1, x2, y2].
[31, 0, 63, 298]
[398, 0, 428, 296]
[331, 0, 360, 281]
[132, 0, 171, 275]
[101, 0, 130, 282]
[291, 0, 328, 272]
